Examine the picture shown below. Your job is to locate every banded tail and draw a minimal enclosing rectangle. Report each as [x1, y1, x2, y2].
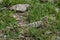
[20, 16, 48, 27]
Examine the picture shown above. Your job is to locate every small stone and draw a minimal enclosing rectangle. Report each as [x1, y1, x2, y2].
[6, 26, 13, 29]
[0, 34, 4, 38]
[10, 39, 14, 40]
[19, 16, 27, 20]
[12, 14, 21, 20]
[4, 35, 7, 39]
[19, 34, 25, 40]
[25, 37, 30, 40]
[10, 4, 29, 12]
[45, 30, 52, 34]
[12, 13, 28, 21]
[0, 30, 4, 38]
[49, 16, 56, 20]
[51, 35, 60, 40]
[55, 8, 59, 13]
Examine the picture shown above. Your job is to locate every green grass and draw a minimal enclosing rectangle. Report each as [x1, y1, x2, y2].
[0, 10, 16, 29]
[0, 0, 60, 40]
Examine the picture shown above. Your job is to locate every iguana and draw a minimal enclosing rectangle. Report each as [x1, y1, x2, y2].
[20, 16, 48, 28]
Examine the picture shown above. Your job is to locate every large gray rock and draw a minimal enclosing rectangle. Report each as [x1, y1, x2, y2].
[10, 4, 29, 12]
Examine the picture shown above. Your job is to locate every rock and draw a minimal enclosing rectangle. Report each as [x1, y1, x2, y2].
[12, 13, 28, 21]
[51, 35, 60, 40]
[19, 34, 25, 40]
[0, 30, 4, 38]
[12, 14, 21, 20]
[49, 15, 56, 20]
[25, 37, 31, 40]
[6, 26, 13, 30]
[4, 35, 7, 39]
[55, 8, 59, 13]
[10, 4, 29, 12]
[45, 30, 52, 34]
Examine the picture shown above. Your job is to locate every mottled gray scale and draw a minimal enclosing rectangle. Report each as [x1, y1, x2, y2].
[28, 21, 42, 27]
[27, 16, 48, 27]
[10, 4, 29, 12]
[20, 16, 48, 27]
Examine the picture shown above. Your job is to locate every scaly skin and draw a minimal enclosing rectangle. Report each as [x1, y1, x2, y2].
[20, 16, 48, 28]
